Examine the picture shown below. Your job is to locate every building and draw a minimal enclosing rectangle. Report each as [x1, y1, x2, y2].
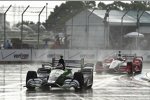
[65, 9, 150, 50]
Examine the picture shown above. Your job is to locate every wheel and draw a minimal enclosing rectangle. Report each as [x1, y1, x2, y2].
[26, 71, 37, 89]
[88, 75, 93, 89]
[85, 73, 93, 89]
[127, 62, 133, 75]
[86, 79, 93, 89]
[134, 65, 142, 74]
[139, 63, 143, 74]
[73, 72, 84, 91]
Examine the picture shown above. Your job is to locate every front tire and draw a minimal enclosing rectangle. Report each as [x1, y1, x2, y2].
[26, 71, 37, 89]
[88, 77, 93, 89]
[73, 72, 84, 91]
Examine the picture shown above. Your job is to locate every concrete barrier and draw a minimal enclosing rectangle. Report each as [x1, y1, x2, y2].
[0, 49, 150, 63]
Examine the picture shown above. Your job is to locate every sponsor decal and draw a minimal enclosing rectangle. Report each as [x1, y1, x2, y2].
[1, 51, 16, 59]
[14, 53, 29, 59]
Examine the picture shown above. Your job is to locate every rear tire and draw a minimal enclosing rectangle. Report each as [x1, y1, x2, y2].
[87, 74, 93, 89]
[88, 85, 92, 88]
[26, 71, 37, 89]
[139, 63, 143, 74]
[127, 62, 133, 75]
[73, 72, 84, 91]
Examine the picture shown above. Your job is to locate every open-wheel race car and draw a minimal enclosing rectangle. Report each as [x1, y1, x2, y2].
[25, 58, 94, 91]
[95, 53, 143, 74]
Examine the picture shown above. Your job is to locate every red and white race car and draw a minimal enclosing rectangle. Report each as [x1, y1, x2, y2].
[95, 54, 143, 74]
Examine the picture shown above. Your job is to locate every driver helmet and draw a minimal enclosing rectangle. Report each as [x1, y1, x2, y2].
[60, 55, 63, 58]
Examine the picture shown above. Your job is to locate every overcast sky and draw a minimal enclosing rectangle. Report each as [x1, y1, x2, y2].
[0, 1, 65, 26]
[0, 1, 64, 8]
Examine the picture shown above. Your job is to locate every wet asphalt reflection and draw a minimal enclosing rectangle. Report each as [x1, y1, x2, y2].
[0, 63, 150, 100]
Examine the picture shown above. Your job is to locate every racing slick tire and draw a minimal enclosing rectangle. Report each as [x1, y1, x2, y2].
[87, 75, 93, 89]
[73, 72, 84, 91]
[139, 63, 143, 74]
[127, 62, 133, 75]
[137, 63, 143, 74]
[26, 71, 37, 90]
[134, 64, 142, 74]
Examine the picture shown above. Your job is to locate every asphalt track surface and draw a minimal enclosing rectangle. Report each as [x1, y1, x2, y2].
[0, 63, 150, 100]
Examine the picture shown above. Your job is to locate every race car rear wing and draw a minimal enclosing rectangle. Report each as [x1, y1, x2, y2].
[121, 54, 136, 57]
[121, 54, 143, 61]
[51, 58, 84, 68]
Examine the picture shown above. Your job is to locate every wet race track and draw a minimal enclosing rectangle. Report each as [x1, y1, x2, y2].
[0, 63, 150, 100]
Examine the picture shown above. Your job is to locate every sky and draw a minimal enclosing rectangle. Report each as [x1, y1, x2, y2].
[0, 1, 65, 26]
[0, 1, 130, 26]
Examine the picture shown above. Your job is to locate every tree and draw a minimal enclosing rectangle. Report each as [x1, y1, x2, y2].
[84, 1, 96, 8]
[98, 2, 107, 10]
[98, 1, 129, 10]
[130, 1, 150, 10]
[15, 21, 35, 28]
[45, 1, 86, 33]
[98, 1, 150, 10]
[45, 1, 150, 33]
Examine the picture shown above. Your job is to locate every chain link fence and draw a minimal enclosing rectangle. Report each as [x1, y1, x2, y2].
[0, 6, 150, 50]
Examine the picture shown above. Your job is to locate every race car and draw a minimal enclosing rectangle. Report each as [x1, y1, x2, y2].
[95, 53, 143, 74]
[25, 58, 94, 91]
[95, 57, 114, 73]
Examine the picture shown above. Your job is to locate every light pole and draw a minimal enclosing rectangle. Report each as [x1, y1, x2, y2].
[103, 8, 110, 49]
[136, 10, 145, 49]
[87, 8, 96, 49]
[4, 5, 11, 48]
[37, 6, 45, 49]
[46, 3, 48, 29]
[21, 5, 29, 48]
[121, 10, 130, 48]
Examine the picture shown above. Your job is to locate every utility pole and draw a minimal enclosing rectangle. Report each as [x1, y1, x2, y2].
[46, 3, 48, 29]
[37, 6, 45, 49]
[136, 10, 145, 49]
[121, 10, 130, 48]
[21, 5, 29, 48]
[87, 8, 96, 49]
[103, 8, 110, 49]
[4, 5, 11, 48]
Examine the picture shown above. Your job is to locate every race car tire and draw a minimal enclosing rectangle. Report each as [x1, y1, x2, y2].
[133, 62, 142, 74]
[139, 63, 143, 74]
[86, 79, 93, 89]
[135, 71, 141, 74]
[88, 84, 92, 89]
[87, 75, 93, 89]
[73, 72, 84, 91]
[127, 62, 133, 75]
[26, 71, 37, 89]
